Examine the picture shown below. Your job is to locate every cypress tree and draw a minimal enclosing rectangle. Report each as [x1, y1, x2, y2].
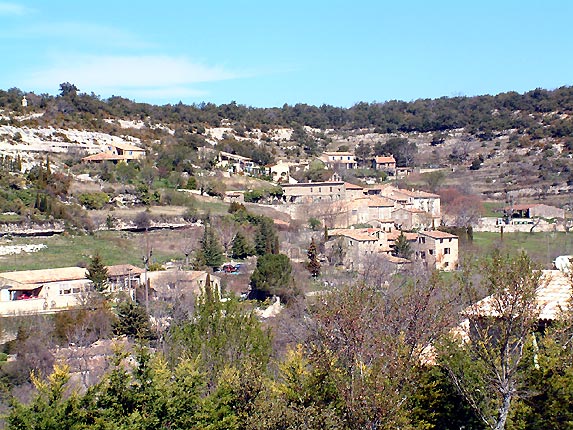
[306, 238, 321, 277]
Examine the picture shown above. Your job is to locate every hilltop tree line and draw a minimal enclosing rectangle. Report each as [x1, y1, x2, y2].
[3, 85, 573, 139]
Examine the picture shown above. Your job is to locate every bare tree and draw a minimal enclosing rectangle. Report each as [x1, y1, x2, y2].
[309, 271, 458, 428]
[441, 251, 542, 430]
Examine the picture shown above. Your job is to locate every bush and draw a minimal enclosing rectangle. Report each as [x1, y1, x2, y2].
[77, 192, 109, 210]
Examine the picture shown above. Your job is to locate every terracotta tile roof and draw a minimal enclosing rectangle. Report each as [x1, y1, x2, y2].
[387, 231, 418, 241]
[368, 196, 395, 207]
[106, 264, 145, 277]
[344, 182, 364, 190]
[328, 229, 377, 242]
[380, 253, 411, 264]
[419, 230, 457, 239]
[82, 152, 125, 162]
[375, 156, 396, 163]
[109, 142, 145, 151]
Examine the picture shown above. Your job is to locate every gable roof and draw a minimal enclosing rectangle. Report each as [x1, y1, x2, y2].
[82, 152, 126, 162]
[0, 267, 87, 286]
[419, 230, 457, 240]
[375, 156, 396, 163]
[108, 142, 145, 152]
[106, 264, 145, 277]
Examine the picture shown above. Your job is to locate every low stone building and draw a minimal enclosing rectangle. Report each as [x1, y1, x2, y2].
[282, 181, 346, 204]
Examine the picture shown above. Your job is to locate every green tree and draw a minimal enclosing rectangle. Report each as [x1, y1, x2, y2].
[112, 301, 152, 340]
[254, 217, 279, 256]
[199, 225, 224, 269]
[86, 252, 109, 293]
[393, 231, 412, 259]
[249, 254, 296, 302]
[231, 231, 251, 260]
[306, 238, 321, 277]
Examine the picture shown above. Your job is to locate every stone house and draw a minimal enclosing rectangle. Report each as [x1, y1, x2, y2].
[373, 155, 397, 175]
[319, 151, 358, 169]
[505, 203, 565, 220]
[414, 230, 458, 271]
[392, 207, 434, 230]
[326, 229, 379, 270]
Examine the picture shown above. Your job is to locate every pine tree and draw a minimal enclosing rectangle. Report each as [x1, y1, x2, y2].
[86, 252, 109, 293]
[200, 226, 224, 269]
[231, 231, 250, 259]
[255, 217, 279, 256]
[394, 231, 412, 259]
[306, 238, 321, 277]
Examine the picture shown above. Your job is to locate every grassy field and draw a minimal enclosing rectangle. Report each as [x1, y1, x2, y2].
[464, 231, 573, 268]
[0, 229, 187, 271]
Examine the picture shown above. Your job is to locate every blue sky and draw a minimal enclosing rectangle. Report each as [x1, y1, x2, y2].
[1, 0, 572, 107]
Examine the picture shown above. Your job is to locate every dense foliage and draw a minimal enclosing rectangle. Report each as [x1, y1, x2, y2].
[5, 85, 573, 138]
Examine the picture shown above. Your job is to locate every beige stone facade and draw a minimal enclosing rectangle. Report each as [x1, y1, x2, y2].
[415, 230, 458, 271]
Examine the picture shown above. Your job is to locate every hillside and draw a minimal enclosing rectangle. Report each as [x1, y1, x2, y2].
[1, 84, 573, 227]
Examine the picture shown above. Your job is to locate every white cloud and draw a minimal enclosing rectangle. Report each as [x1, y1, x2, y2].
[22, 54, 243, 99]
[0, 2, 33, 15]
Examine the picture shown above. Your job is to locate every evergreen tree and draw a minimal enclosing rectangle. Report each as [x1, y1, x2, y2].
[113, 301, 152, 339]
[306, 238, 321, 277]
[255, 217, 279, 256]
[86, 252, 109, 293]
[200, 225, 224, 269]
[250, 253, 296, 302]
[231, 231, 251, 259]
[394, 231, 412, 259]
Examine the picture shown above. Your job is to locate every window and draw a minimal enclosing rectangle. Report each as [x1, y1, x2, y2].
[444, 262, 449, 267]
[420, 251, 426, 259]
[419, 237, 425, 244]
[444, 248, 450, 254]
[429, 249, 434, 255]
[330, 187, 333, 192]
[440, 238, 444, 244]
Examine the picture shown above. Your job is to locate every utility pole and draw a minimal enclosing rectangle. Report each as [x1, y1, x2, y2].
[142, 230, 152, 313]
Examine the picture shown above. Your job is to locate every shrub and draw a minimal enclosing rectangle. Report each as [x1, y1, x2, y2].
[78, 192, 109, 210]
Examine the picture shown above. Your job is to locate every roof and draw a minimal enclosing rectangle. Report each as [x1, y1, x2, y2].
[375, 156, 396, 163]
[323, 151, 354, 156]
[368, 196, 395, 207]
[380, 254, 411, 264]
[219, 151, 252, 162]
[466, 270, 571, 321]
[392, 207, 427, 214]
[106, 264, 145, 277]
[0, 267, 87, 286]
[328, 229, 377, 242]
[418, 230, 458, 240]
[108, 142, 145, 152]
[344, 182, 364, 190]
[387, 231, 419, 241]
[281, 181, 344, 188]
[82, 152, 126, 162]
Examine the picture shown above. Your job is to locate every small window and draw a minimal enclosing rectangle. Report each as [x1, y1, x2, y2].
[330, 187, 333, 192]
[420, 251, 426, 259]
[444, 248, 451, 255]
[429, 249, 434, 255]
[440, 238, 444, 244]
[444, 262, 450, 267]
